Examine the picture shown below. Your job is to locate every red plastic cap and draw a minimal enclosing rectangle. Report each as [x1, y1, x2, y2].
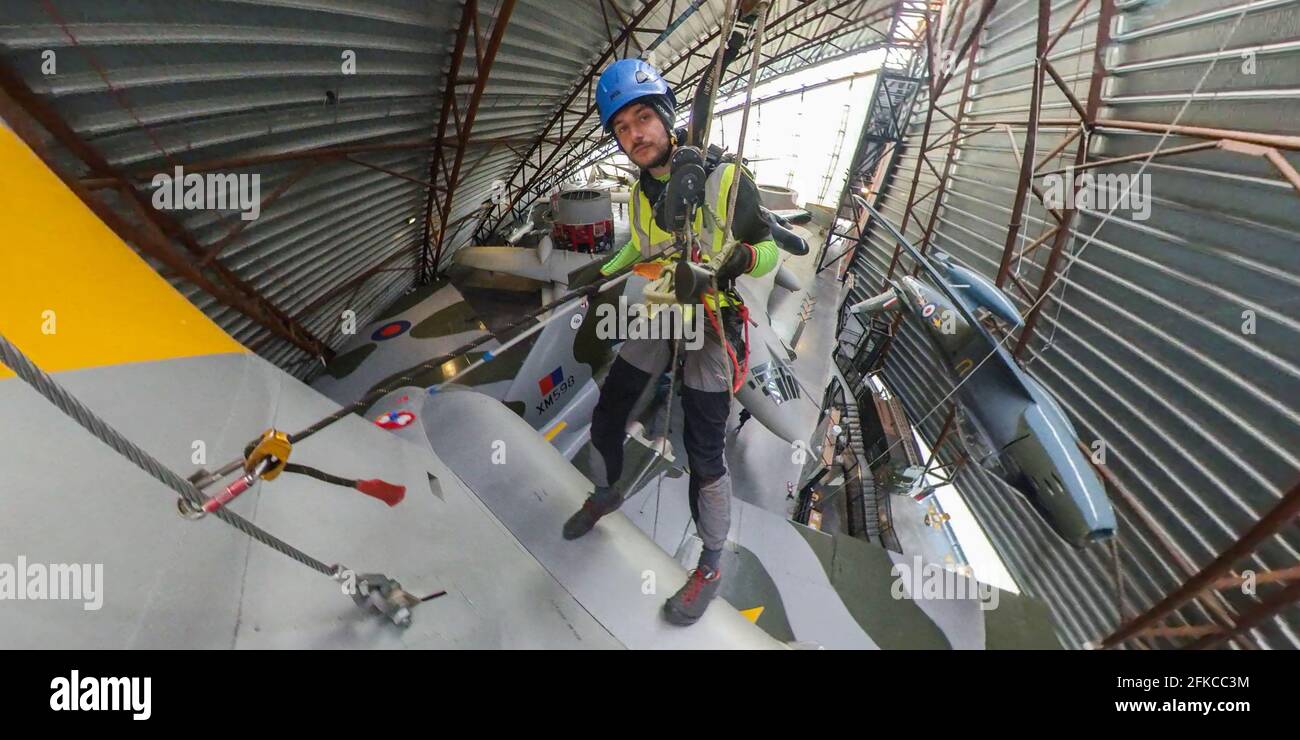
[355, 479, 406, 507]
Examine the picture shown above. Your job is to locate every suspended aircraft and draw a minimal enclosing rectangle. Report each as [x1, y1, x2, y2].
[847, 197, 1117, 548]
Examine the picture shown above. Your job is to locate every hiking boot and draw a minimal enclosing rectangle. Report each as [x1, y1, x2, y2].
[663, 567, 722, 626]
[562, 486, 622, 540]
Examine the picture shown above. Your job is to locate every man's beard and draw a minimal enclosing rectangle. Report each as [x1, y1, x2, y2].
[631, 140, 672, 170]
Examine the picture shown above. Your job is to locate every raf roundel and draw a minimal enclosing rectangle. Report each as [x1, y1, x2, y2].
[371, 320, 411, 341]
[375, 409, 416, 429]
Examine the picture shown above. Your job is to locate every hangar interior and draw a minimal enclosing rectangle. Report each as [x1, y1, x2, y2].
[0, 0, 1297, 650]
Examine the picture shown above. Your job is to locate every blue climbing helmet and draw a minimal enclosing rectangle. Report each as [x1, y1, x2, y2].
[596, 58, 677, 134]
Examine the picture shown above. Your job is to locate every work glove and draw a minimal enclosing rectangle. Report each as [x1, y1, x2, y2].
[714, 243, 757, 284]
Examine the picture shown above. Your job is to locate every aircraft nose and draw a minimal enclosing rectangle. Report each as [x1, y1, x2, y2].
[1086, 529, 1115, 543]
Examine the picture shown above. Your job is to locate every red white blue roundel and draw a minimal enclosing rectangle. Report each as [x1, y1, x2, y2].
[921, 304, 937, 318]
[371, 320, 411, 341]
[375, 409, 416, 429]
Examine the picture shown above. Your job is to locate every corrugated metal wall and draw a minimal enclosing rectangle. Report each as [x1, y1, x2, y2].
[1, 0, 469, 374]
[0, 0, 892, 378]
[842, 0, 1300, 648]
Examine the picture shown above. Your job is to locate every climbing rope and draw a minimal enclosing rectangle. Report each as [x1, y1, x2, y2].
[287, 266, 640, 447]
[716, 0, 770, 251]
[654, 336, 680, 543]
[683, 1, 770, 397]
[215, 242, 689, 481]
[0, 256, 674, 626]
[0, 331, 339, 578]
[702, 293, 749, 395]
[692, 0, 739, 149]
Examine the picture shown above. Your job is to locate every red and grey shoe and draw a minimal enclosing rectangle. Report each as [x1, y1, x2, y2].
[562, 486, 622, 540]
[663, 567, 722, 626]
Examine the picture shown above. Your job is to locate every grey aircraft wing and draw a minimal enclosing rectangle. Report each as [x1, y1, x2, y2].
[370, 385, 783, 649]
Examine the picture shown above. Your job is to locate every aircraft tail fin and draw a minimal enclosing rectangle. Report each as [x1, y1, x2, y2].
[502, 299, 596, 430]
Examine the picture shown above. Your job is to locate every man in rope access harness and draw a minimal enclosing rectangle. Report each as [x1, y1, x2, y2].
[561, 55, 779, 626]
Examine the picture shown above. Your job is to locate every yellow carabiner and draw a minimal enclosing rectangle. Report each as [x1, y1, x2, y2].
[244, 429, 292, 481]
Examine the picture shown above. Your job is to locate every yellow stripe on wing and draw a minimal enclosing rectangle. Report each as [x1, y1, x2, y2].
[542, 420, 568, 442]
[0, 125, 245, 379]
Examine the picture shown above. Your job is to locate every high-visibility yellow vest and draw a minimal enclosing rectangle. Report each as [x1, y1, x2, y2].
[628, 162, 747, 308]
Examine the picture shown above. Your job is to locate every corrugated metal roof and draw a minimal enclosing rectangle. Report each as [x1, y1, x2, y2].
[836, 0, 1300, 648]
[0, 0, 893, 377]
[0, 0, 466, 374]
[467, 0, 898, 246]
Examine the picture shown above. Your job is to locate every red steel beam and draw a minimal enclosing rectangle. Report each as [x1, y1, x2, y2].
[935, 0, 997, 92]
[0, 60, 333, 359]
[1104, 479, 1300, 648]
[84, 136, 555, 189]
[1045, 0, 1091, 55]
[922, 405, 959, 476]
[1013, 0, 1113, 357]
[1035, 125, 1082, 170]
[199, 159, 320, 266]
[1212, 564, 1300, 592]
[885, 2, 991, 293]
[1036, 139, 1218, 177]
[1044, 59, 1088, 120]
[517, 14, 891, 225]
[910, 20, 983, 271]
[474, 0, 666, 240]
[1075, 440, 1254, 649]
[346, 155, 439, 191]
[993, 0, 1049, 289]
[428, 0, 519, 278]
[956, 117, 1300, 151]
[887, 107, 936, 281]
[1189, 578, 1300, 649]
[478, 0, 886, 240]
[283, 247, 415, 330]
[420, 0, 477, 283]
[712, 69, 876, 117]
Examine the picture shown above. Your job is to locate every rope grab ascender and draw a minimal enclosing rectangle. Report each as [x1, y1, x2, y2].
[0, 327, 430, 627]
[636, 0, 772, 396]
